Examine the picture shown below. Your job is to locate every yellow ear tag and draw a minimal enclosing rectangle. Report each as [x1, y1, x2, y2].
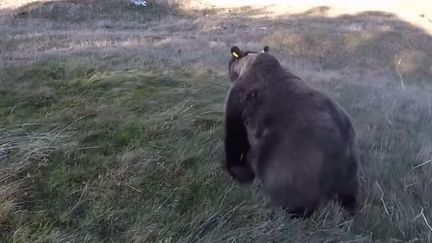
[232, 52, 239, 58]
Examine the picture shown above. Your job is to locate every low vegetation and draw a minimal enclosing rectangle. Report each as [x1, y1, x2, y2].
[1, 1, 431, 242]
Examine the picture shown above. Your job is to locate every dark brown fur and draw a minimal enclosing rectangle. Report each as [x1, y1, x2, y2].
[224, 46, 360, 217]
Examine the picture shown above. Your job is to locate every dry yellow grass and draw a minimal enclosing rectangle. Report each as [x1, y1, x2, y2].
[191, 0, 432, 34]
[0, 0, 36, 9]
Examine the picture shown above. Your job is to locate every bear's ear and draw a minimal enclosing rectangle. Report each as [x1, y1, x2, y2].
[262, 46, 269, 53]
[231, 46, 241, 59]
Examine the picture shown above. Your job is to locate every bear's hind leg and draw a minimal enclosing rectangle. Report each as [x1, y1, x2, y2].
[283, 206, 315, 219]
[337, 193, 358, 214]
[270, 192, 319, 218]
[336, 177, 359, 214]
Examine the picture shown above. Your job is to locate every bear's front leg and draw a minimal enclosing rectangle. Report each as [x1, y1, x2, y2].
[228, 153, 255, 183]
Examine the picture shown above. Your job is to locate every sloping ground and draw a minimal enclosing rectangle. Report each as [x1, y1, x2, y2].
[0, 1, 432, 242]
[196, 0, 432, 33]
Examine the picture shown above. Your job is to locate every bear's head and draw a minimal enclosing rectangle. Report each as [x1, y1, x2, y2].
[228, 45, 270, 82]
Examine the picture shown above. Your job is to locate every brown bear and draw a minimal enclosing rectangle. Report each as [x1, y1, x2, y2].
[223, 46, 360, 217]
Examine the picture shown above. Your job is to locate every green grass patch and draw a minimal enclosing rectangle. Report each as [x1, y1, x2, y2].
[1, 57, 432, 242]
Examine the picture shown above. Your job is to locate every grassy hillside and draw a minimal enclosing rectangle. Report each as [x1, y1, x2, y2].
[1, 1, 432, 242]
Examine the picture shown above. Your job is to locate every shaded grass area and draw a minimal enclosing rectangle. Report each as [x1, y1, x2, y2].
[1, 57, 432, 242]
[0, 59, 244, 242]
